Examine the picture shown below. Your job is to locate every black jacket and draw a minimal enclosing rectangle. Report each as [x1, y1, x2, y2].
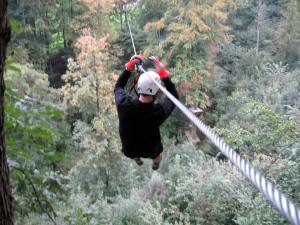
[114, 70, 179, 159]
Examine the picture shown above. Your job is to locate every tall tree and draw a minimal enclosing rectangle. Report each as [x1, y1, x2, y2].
[275, 0, 300, 67]
[0, 0, 13, 224]
[255, 0, 265, 55]
[141, 0, 234, 107]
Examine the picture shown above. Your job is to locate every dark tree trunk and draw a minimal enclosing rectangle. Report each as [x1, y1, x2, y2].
[93, 56, 100, 114]
[61, 0, 67, 48]
[70, 0, 73, 19]
[0, 0, 13, 225]
[256, 0, 263, 56]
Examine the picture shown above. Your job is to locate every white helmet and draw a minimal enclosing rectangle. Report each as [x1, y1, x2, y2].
[137, 71, 161, 95]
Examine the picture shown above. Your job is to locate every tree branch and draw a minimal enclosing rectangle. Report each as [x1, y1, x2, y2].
[12, 167, 57, 225]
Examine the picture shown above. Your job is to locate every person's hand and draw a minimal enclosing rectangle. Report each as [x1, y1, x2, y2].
[125, 55, 145, 71]
[149, 56, 169, 79]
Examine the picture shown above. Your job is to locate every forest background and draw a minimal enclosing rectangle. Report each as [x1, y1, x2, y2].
[1, 0, 300, 224]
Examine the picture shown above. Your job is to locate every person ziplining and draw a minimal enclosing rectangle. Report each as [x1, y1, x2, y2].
[114, 55, 179, 170]
[116, 4, 300, 223]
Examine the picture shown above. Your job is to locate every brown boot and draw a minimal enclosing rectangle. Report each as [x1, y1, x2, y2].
[134, 158, 144, 166]
[152, 154, 162, 170]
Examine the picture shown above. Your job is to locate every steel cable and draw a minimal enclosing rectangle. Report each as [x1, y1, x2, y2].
[150, 74, 300, 225]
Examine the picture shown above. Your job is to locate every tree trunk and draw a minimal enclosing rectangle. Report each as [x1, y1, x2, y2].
[256, 0, 263, 56]
[120, 12, 123, 29]
[0, 0, 13, 225]
[93, 56, 100, 114]
[70, 0, 73, 19]
[61, 0, 67, 48]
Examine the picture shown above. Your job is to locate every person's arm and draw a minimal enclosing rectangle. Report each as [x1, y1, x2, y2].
[149, 56, 179, 124]
[114, 70, 131, 106]
[160, 77, 179, 118]
[114, 55, 145, 106]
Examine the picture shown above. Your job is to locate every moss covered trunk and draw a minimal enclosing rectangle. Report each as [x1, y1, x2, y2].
[0, 0, 13, 224]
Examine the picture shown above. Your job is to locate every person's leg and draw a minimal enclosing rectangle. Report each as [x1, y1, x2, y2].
[152, 153, 162, 170]
[133, 157, 144, 166]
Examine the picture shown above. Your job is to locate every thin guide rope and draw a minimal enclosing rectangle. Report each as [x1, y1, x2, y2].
[125, 6, 137, 55]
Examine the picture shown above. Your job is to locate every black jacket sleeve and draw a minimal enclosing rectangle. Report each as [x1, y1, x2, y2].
[114, 70, 131, 106]
[157, 77, 179, 125]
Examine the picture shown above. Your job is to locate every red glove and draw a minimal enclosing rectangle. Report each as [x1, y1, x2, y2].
[125, 55, 145, 72]
[149, 56, 169, 79]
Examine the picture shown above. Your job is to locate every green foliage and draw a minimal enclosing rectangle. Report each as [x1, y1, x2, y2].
[211, 46, 299, 117]
[228, 0, 288, 49]
[4, 64, 71, 222]
[162, 143, 238, 225]
[58, 142, 241, 225]
[172, 59, 210, 107]
[233, 157, 299, 225]
[8, 0, 84, 69]
[61, 32, 118, 139]
[137, 0, 168, 28]
[4, 57, 22, 75]
[275, 0, 300, 67]
[10, 19, 22, 34]
[7, 0, 300, 224]
[216, 94, 300, 158]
